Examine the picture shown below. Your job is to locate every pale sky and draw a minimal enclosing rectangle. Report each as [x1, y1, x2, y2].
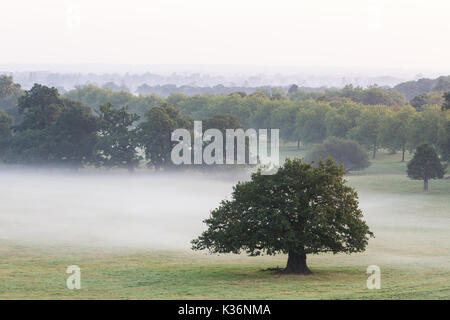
[1, 0, 450, 72]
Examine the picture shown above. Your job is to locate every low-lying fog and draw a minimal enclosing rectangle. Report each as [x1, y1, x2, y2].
[0, 171, 239, 249]
[0, 170, 448, 251]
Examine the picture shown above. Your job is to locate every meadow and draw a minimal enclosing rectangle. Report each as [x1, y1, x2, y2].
[0, 149, 449, 299]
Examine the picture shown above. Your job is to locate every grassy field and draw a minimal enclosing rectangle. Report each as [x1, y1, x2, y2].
[0, 149, 449, 299]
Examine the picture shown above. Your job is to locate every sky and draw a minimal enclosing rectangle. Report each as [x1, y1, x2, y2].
[1, 0, 450, 73]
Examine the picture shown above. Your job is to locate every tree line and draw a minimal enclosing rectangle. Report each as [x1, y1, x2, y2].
[0, 76, 449, 170]
[164, 89, 449, 162]
[0, 82, 247, 170]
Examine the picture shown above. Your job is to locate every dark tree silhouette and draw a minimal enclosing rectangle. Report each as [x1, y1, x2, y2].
[192, 158, 373, 274]
[407, 144, 445, 191]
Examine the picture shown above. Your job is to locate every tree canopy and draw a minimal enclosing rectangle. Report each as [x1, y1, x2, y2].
[192, 158, 373, 274]
[443, 92, 450, 111]
[95, 103, 141, 171]
[138, 103, 192, 170]
[407, 144, 445, 191]
[0, 110, 12, 158]
[3, 84, 98, 167]
[306, 137, 370, 172]
[1, 78, 450, 169]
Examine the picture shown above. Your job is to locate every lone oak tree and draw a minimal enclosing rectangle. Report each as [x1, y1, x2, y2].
[192, 158, 373, 274]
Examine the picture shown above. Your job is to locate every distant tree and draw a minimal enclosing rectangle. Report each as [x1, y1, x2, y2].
[271, 103, 299, 147]
[325, 101, 361, 139]
[410, 92, 445, 111]
[5, 85, 99, 167]
[407, 106, 445, 152]
[410, 93, 429, 110]
[0, 110, 12, 159]
[192, 158, 373, 274]
[443, 92, 450, 111]
[379, 106, 415, 161]
[288, 84, 299, 95]
[229, 91, 247, 98]
[65, 84, 165, 119]
[3, 84, 58, 164]
[0, 110, 12, 137]
[203, 114, 241, 132]
[96, 103, 141, 171]
[46, 100, 98, 167]
[407, 144, 445, 191]
[295, 101, 330, 146]
[0, 75, 21, 98]
[166, 92, 188, 106]
[306, 137, 370, 172]
[202, 114, 247, 167]
[337, 85, 405, 106]
[438, 120, 450, 162]
[139, 103, 192, 170]
[249, 100, 274, 129]
[363, 86, 405, 106]
[2, 129, 48, 165]
[16, 84, 62, 131]
[349, 106, 388, 159]
[288, 90, 322, 102]
[270, 87, 287, 100]
[0, 75, 22, 121]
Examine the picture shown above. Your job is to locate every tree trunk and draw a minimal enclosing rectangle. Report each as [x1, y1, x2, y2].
[401, 145, 406, 162]
[372, 141, 377, 159]
[284, 251, 311, 274]
[424, 178, 428, 192]
[297, 139, 300, 150]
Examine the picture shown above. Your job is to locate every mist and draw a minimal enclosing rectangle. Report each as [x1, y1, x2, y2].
[0, 170, 240, 249]
[0, 170, 448, 260]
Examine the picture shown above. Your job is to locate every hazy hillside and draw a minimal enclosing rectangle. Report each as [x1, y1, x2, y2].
[395, 76, 450, 101]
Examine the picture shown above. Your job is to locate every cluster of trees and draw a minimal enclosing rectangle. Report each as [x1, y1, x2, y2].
[1, 84, 100, 167]
[0, 83, 253, 170]
[0, 75, 22, 123]
[289, 84, 405, 106]
[64, 83, 406, 115]
[1, 76, 449, 170]
[168, 93, 449, 162]
[137, 83, 298, 97]
[409, 92, 446, 111]
[64, 84, 166, 119]
[38, 84, 438, 163]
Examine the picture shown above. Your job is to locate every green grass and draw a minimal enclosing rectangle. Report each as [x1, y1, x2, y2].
[1, 243, 448, 299]
[352, 151, 413, 175]
[279, 144, 310, 162]
[0, 149, 449, 299]
[348, 154, 450, 195]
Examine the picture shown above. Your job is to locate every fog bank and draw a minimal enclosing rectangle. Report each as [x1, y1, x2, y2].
[0, 171, 448, 253]
[0, 171, 237, 249]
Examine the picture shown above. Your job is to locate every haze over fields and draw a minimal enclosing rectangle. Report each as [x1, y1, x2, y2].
[0, 170, 448, 266]
[0, 171, 236, 248]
